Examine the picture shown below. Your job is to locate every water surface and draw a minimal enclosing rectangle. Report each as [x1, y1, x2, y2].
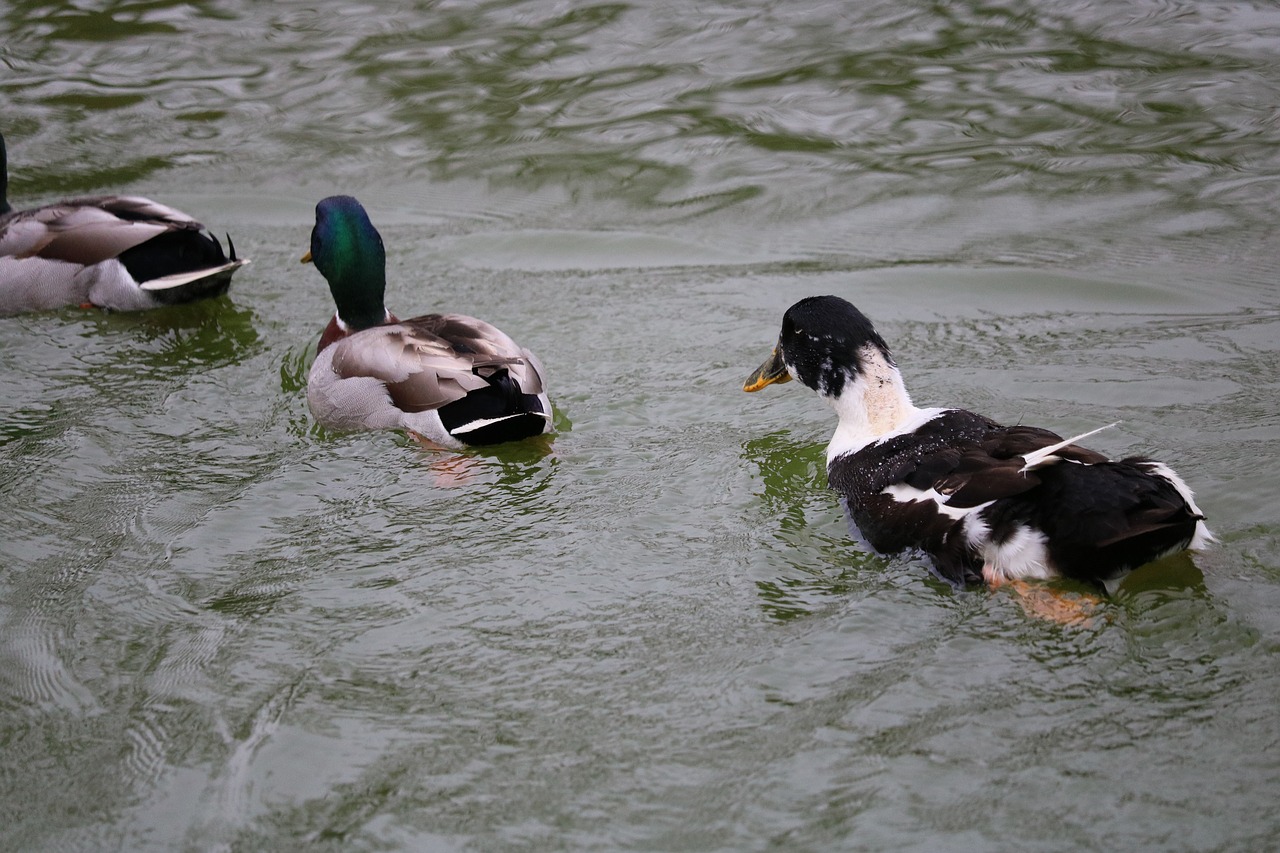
[2, 1, 1278, 850]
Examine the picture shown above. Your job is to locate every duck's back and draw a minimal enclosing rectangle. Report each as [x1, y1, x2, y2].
[0, 195, 243, 313]
[980, 455, 1204, 585]
[308, 312, 551, 446]
[825, 409, 1201, 586]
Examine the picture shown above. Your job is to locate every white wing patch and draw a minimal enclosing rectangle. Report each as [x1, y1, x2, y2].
[881, 482, 983, 521]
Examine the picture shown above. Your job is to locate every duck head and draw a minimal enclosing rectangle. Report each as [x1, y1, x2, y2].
[303, 195, 389, 331]
[744, 295, 895, 398]
[745, 296, 920, 456]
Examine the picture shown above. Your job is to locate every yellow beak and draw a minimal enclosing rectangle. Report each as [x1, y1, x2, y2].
[743, 347, 792, 392]
[300, 250, 313, 264]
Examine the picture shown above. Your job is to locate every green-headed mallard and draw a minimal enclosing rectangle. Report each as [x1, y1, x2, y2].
[0, 131, 247, 316]
[304, 195, 551, 449]
[745, 295, 1212, 594]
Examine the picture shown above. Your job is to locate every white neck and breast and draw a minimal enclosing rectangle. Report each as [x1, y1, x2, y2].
[824, 346, 930, 465]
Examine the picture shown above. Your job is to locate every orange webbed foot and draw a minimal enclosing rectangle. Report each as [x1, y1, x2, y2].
[406, 431, 481, 487]
[984, 566, 1103, 627]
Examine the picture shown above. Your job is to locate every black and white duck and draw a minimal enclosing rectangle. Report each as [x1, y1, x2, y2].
[303, 195, 552, 449]
[0, 131, 247, 316]
[744, 295, 1212, 595]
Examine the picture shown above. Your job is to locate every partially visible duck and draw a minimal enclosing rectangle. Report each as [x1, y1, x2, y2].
[0, 131, 247, 316]
[303, 195, 551, 449]
[744, 295, 1212, 594]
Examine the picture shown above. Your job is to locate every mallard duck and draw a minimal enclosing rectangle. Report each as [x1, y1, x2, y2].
[0, 131, 247, 316]
[303, 195, 551, 448]
[745, 295, 1213, 594]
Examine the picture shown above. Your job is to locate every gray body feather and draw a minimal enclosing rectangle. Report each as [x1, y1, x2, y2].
[307, 313, 551, 447]
[0, 194, 247, 316]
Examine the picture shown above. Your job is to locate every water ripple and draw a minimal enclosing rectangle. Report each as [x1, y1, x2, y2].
[2, 3, 1279, 851]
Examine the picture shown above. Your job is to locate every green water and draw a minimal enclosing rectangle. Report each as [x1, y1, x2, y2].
[2, 1, 1278, 850]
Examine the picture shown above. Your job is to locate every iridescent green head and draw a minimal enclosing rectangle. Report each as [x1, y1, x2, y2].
[304, 195, 388, 331]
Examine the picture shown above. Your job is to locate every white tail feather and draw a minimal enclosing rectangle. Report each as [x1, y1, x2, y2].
[1019, 421, 1119, 472]
[139, 258, 249, 291]
[450, 411, 552, 435]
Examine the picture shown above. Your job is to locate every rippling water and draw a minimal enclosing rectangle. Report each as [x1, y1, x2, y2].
[2, 1, 1279, 850]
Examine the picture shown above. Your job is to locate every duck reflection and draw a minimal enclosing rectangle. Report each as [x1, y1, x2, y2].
[408, 431, 557, 489]
[743, 429, 891, 621]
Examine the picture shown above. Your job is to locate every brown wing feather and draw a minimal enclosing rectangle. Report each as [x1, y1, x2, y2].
[988, 425, 1109, 464]
[330, 313, 541, 415]
[927, 425, 1111, 508]
[1, 195, 201, 265]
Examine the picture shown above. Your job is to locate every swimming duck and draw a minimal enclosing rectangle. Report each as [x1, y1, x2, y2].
[0, 131, 248, 316]
[744, 295, 1212, 594]
[303, 195, 551, 448]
